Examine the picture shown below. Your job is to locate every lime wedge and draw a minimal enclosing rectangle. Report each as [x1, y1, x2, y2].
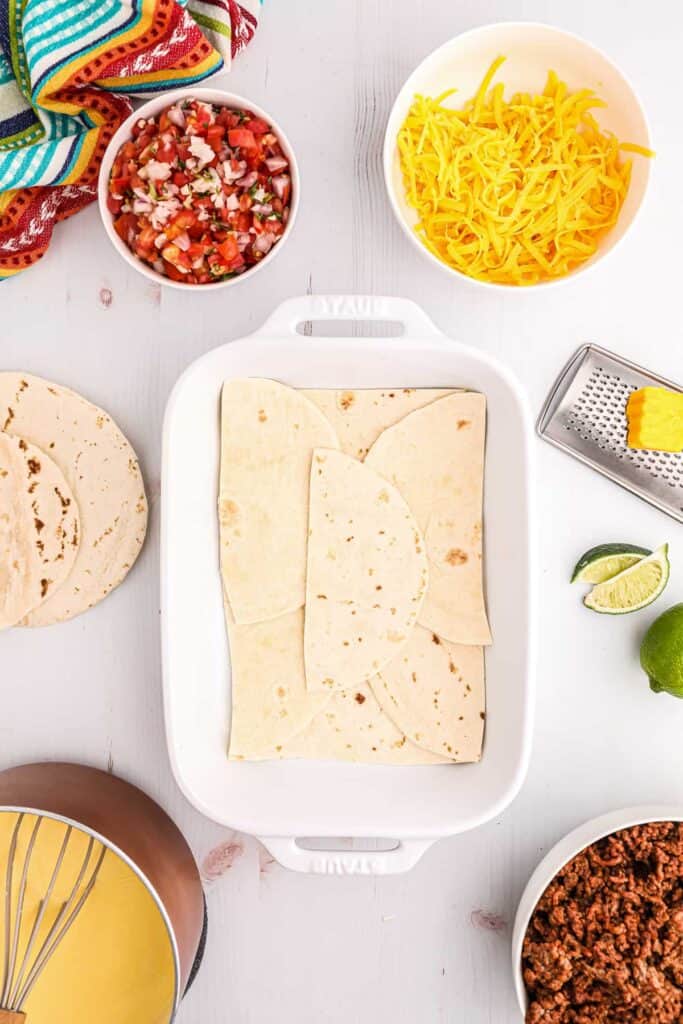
[584, 544, 670, 614]
[571, 543, 651, 584]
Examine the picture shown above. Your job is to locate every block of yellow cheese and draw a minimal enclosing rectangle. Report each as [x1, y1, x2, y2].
[626, 387, 683, 452]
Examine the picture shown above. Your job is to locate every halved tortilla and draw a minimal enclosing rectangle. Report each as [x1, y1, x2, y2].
[220, 379, 339, 624]
[226, 605, 329, 761]
[1, 433, 81, 630]
[282, 681, 452, 764]
[0, 373, 147, 626]
[365, 392, 491, 645]
[371, 625, 485, 762]
[304, 388, 455, 460]
[304, 449, 428, 694]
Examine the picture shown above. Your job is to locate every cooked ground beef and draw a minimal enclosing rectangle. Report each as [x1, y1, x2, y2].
[522, 821, 683, 1023]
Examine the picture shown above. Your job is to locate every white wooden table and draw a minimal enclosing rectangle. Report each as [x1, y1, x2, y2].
[3, 1, 682, 1021]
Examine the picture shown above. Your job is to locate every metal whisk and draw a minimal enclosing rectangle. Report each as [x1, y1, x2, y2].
[0, 813, 106, 1022]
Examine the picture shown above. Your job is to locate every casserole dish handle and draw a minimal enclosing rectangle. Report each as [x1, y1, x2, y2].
[259, 836, 435, 875]
[258, 294, 444, 339]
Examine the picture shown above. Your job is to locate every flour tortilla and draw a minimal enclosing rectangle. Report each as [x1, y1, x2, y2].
[226, 605, 329, 761]
[1, 434, 42, 628]
[304, 388, 455, 460]
[371, 625, 484, 762]
[282, 681, 452, 764]
[0, 373, 147, 626]
[304, 448, 428, 694]
[220, 379, 339, 624]
[226, 601, 450, 764]
[365, 392, 491, 645]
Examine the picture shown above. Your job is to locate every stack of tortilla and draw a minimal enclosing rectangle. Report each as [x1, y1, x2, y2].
[220, 380, 490, 766]
[0, 373, 147, 630]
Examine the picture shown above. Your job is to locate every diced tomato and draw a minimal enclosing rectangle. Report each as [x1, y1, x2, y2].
[156, 143, 177, 163]
[113, 213, 137, 243]
[187, 241, 211, 260]
[121, 141, 136, 160]
[109, 175, 131, 195]
[107, 194, 122, 215]
[244, 117, 270, 135]
[177, 142, 191, 162]
[131, 118, 148, 139]
[228, 128, 257, 150]
[137, 225, 157, 251]
[173, 171, 189, 187]
[206, 124, 225, 152]
[217, 109, 240, 129]
[165, 209, 197, 240]
[159, 111, 172, 131]
[235, 211, 252, 233]
[163, 260, 189, 282]
[217, 237, 240, 263]
[187, 220, 205, 240]
[267, 219, 285, 237]
[130, 173, 145, 191]
[251, 215, 266, 235]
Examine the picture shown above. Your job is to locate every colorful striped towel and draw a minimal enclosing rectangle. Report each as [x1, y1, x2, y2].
[0, 0, 259, 279]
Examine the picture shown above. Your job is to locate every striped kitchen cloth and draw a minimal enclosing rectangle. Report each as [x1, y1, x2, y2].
[0, 0, 260, 279]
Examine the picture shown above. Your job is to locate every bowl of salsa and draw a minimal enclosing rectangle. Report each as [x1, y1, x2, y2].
[98, 89, 299, 289]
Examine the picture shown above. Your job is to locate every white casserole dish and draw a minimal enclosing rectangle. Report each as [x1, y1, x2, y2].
[161, 295, 536, 874]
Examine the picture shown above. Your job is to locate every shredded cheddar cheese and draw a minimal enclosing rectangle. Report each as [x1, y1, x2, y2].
[397, 57, 653, 285]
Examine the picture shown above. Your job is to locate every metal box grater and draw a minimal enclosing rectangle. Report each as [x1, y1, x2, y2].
[538, 345, 683, 522]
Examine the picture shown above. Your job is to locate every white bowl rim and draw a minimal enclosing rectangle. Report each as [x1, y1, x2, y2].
[383, 20, 653, 293]
[97, 87, 300, 291]
[511, 804, 683, 1017]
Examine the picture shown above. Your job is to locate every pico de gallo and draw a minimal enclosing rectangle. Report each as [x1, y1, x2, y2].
[107, 98, 292, 284]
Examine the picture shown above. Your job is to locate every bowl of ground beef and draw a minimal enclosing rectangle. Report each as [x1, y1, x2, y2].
[512, 807, 683, 1024]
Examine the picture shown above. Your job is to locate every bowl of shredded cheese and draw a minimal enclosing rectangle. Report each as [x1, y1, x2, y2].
[384, 23, 653, 288]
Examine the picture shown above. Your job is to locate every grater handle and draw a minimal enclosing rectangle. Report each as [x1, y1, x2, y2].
[259, 836, 435, 875]
[0, 1011, 26, 1023]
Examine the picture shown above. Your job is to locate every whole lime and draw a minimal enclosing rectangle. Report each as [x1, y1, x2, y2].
[640, 603, 683, 698]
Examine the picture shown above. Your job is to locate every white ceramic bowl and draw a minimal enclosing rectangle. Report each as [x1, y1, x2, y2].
[98, 88, 299, 291]
[383, 22, 652, 291]
[512, 806, 683, 1018]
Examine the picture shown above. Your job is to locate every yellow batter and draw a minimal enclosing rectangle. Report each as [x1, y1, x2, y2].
[0, 812, 176, 1024]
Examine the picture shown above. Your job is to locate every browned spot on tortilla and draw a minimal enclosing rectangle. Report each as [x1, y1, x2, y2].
[220, 499, 240, 525]
[445, 547, 468, 566]
[40, 578, 50, 598]
[276, 687, 286, 698]
[34, 517, 44, 533]
[432, 634, 441, 645]
[377, 489, 389, 503]
[316, 594, 327, 600]
[339, 391, 355, 411]
[480, 711, 486, 720]
[346, 536, 354, 542]
[457, 419, 470, 430]
[18, 439, 27, 451]
[411, 672, 417, 683]
[375, 585, 382, 591]
[257, 409, 267, 422]
[3, 408, 14, 431]
[449, 661, 457, 674]
[54, 487, 70, 511]
[354, 692, 366, 704]
[27, 458, 40, 476]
